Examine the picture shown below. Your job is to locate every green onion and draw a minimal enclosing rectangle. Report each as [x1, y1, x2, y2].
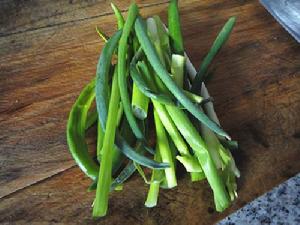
[147, 18, 167, 67]
[168, 0, 184, 55]
[96, 26, 109, 42]
[110, 161, 136, 191]
[131, 82, 149, 120]
[67, 0, 239, 217]
[85, 109, 98, 129]
[190, 172, 206, 182]
[221, 140, 239, 150]
[154, 110, 177, 188]
[145, 145, 164, 207]
[118, 3, 144, 139]
[116, 102, 124, 126]
[136, 54, 203, 178]
[67, 79, 98, 180]
[111, 3, 125, 29]
[131, 59, 203, 107]
[153, 16, 171, 68]
[169, 51, 205, 181]
[135, 16, 230, 139]
[131, 62, 174, 105]
[134, 162, 150, 184]
[166, 106, 230, 211]
[191, 17, 236, 92]
[115, 135, 169, 169]
[96, 30, 122, 130]
[145, 21, 205, 181]
[93, 67, 121, 217]
[111, 143, 149, 192]
[96, 120, 104, 162]
[201, 124, 224, 170]
[171, 54, 185, 87]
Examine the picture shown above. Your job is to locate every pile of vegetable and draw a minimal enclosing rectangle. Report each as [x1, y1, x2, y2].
[67, 0, 240, 218]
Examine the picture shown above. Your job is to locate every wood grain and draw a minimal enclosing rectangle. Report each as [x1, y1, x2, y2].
[0, 0, 300, 224]
[0, 0, 168, 37]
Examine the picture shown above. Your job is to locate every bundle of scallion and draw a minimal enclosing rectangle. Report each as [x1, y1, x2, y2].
[66, 0, 240, 218]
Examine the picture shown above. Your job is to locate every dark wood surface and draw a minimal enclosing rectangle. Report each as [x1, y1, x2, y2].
[0, 0, 299, 224]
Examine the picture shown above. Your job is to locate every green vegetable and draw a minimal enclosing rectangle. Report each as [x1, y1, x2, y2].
[166, 106, 230, 211]
[85, 109, 98, 129]
[142, 64, 199, 172]
[96, 26, 109, 42]
[169, 50, 205, 181]
[131, 62, 202, 106]
[154, 110, 177, 188]
[131, 82, 149, 120]
[145, 145, 165, 207]
[67, 79, 98, 180]
[118, 3, 144, 140]
[145, 21, 204, 181]
[171, 54, 185, 87]
[95, 30, 122, 130]
[135, 16, 230, 139]
[137, 23, 203, 179]
[134, 162, 150, 184]
[168, 0, 184, 55]
[115, 135, 169, 169]
[131, 62, 174, 105]
[93, 67, 121, 218]
[89, 143, 148, 192]
[190, 172, 206, 182]
[153, 16, 171, 67]
[94, 60, 164, 217]
[191, 17, 236, 92]
[96, 120, 104, 162]
[110, 161, 136, 191]
[147, 18, 167, 67]
[67, 78, 128, 183]
[111, 2, 125, 29]
[67, 1, 239, 218]
[221, 140, 238, 150]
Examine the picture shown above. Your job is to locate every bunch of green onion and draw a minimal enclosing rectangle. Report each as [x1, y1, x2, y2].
[67, 0, 240, 218]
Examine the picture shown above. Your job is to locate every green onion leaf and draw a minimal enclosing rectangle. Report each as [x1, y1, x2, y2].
[85, 109, 98, 130]
[118, 3, 145, 140]
[192, 17, 236, 92]
[130, 64, 175, 105]
[110, 161, 136, 191]
[111, 3, 125, 29]
[115, 135, 169, 169]
[95, 26, 109, 42]
[96, 30, 122, 131]
[168, 0, 184, 55]
[134, 162, 150, 184]
[131, 82, 149, 120]
[67, 79, 98, 180]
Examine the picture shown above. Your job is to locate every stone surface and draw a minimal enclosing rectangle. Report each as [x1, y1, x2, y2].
[219, 173, 300, 225]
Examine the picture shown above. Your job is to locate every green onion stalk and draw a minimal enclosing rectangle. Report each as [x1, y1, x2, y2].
[93, 67, 120, 217]
[145, 144, 164, 207]
[144, 17, 204, 180]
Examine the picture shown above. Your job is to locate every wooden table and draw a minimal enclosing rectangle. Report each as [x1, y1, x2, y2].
[1, 0, 299, 224]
